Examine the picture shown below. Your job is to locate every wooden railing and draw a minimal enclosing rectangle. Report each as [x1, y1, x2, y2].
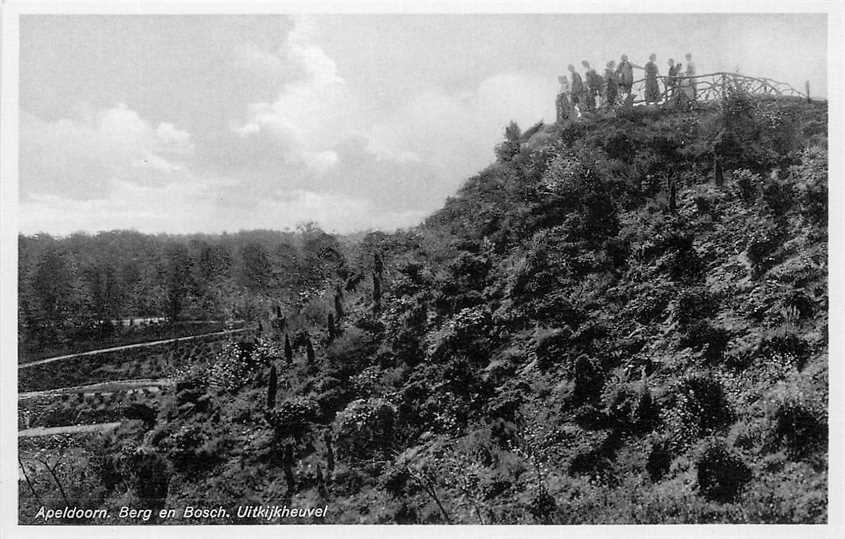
[627, 71, 808, 105]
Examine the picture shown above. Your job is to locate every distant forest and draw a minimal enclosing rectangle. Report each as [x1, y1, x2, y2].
[18, 225, 360, 358]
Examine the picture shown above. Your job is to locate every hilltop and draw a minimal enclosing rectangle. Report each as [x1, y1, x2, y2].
[19, 92, 828, 524]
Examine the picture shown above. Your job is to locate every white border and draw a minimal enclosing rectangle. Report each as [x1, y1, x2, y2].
[1, 2, 843, 538]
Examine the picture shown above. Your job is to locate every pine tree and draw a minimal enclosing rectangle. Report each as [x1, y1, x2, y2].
[669, 180, 677, 213]
[334, 284, 344, 320]
[284, 334, 293, 364]
[373, 272, 382, 315]
[306, 338, 315, 364]
[267, 365, 277, 410]
[714, 155, 724, 186]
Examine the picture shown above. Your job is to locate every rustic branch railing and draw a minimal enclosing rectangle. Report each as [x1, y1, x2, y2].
[627, 71, 807, 105]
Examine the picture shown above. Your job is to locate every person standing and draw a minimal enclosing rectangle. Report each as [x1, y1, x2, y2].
[644, 53, 661, 105]
[604, 61, 619, 108]
[556, 76, 572, 122]
[667, 58, 681, 103]
[683, 52, 697, 100]
[568, 64, 585, 110]
[616, 54, 636, 97]
[582, 61, 604, 111]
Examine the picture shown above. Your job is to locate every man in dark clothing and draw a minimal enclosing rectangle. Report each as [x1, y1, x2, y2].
[616, 54, 635, 96]
[604, 61, 619, 108]
[582, 60, 603, 112]
[568, 64, 584, 110]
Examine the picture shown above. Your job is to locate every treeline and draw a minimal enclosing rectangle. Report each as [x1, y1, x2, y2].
[18, 224, 351, 353]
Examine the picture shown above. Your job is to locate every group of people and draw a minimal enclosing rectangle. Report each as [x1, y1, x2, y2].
[556, 52, 697, 121]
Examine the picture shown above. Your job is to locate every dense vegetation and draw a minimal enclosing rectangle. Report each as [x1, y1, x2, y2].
[18, 225, 347, 361]
[19, 92, 827, 524]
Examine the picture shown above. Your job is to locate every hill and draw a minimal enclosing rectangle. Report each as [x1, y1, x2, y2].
[19, 92, 828, 524]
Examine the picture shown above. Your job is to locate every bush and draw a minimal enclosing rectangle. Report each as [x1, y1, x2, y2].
[673, 287, 718, 326]
[695, 440, 751, 502]
[757, 332, 811, 371]
[678, 321, 731, 363]
[125, 449, 170, 511]
[645, 442, 672, 482]
[572, 355, 605, 404]
[266, 397, 320, 439]
[666, 376, 734, 446]
[746, 216, 785, 278]
[533, 327, 572, 370]
[769, 397, 827, 460]
[333, 398, 397, 461]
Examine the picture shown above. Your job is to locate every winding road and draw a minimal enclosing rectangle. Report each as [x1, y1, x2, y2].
[19, 327, 252, 369]
[18, 422, 122, 438]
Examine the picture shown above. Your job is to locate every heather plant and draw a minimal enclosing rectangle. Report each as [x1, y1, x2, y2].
[694, 439, 751, 502]
[333, 398, 397, 461]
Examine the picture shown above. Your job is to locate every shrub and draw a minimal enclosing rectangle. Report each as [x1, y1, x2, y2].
[602, 381, 658, 433]
[333, 398, 397, 461]
[746, 216, 785, 278]
[572, 355, 605, 404]
[695, 440, 751, 502]
[761, 179, 794, 217]
[673, 287, 718, 326]
[528, 487, 557, 523]
[757, 332, 811, 371]
[768, 396, 827, 460]
[532, 327, 572, 370]
[678, 321, 731, 363]
[665, 375, 733, 446]
[125, 449, 170, 511]
[645, 442, 672, 482]
[266, 397, 320, 439]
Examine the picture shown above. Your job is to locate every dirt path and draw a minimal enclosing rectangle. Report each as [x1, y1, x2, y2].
[19, 327, 252, 370]
[19, 378, 175, 401]
[18, 422, 122, 438]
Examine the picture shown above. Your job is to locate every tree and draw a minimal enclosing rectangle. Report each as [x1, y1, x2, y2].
[240, 242, 274, 291]
[495, 121, 522, 162]
[29, 246, 75, 336]
[164, 244, 192, 322]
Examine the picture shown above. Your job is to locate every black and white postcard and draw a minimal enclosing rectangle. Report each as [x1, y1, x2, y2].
[1, 2, 841, 537]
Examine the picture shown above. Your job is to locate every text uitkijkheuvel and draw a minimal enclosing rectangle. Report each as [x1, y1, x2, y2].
[34, 505, 329, 521]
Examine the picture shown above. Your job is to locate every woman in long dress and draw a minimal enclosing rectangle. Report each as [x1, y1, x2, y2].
[644, 53, 660, 104]
[604, 61, 618, 108]
[683, 52, 697, 100]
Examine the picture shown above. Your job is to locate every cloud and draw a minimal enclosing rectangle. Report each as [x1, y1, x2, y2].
[366, 71, 557, 182]
[233, 16, 350, 175]
[20, 104, 195, 200]
[19, 183, 425, 236]
[20, 16, 561, 235]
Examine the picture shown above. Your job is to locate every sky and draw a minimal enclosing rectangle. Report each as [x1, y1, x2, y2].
[18, 13, 828, 235]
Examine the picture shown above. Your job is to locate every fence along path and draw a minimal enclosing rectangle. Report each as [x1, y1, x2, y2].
[628, 71, 810, 105]
[18, 327, 251, 370]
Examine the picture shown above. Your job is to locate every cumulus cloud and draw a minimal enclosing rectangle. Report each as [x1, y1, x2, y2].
[229, 17, 557, 218]
[20, 104, 195, 200]
[20, 183, 425, 235]
[233, 16, 350, 175]
[367, 71, 557, 182]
